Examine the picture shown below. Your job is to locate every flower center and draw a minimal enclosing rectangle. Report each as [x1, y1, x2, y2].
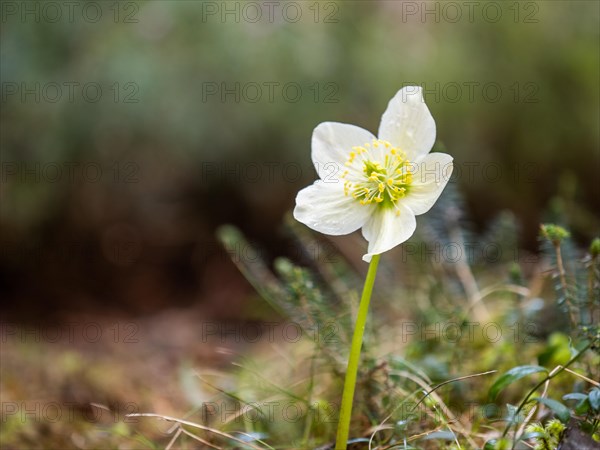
[341, 139, 413, 213]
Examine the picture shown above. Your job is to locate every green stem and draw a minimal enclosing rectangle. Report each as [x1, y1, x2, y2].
[554, 242, 577, 329]
[335, 254, 380, 449]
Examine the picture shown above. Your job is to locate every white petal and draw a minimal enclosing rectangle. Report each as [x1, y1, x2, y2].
[312, 122, 376, 181]
[361, 204, 416, 262]
[403, 153, 453, 216]
[378, 86, 436, 162]
[294, 181, 374, 236]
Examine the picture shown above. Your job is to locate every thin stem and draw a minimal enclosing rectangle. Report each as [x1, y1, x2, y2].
[554, 243, 577, 329]
[335, 254, 380, 449]
[302, 354, 316, 446]
[588, 253, 598, 325]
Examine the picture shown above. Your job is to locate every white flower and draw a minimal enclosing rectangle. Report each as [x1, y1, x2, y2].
[294, 86, 453, 262]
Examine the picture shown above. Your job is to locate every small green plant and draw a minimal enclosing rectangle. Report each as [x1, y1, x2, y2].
[119, 206, 598, 449]
[540, 224, 599, 339]
[525, 419, 566, 450]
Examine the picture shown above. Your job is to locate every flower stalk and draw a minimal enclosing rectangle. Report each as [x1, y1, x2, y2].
[335, 254, 380, 449]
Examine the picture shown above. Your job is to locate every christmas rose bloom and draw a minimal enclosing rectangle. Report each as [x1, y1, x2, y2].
[294, 86, 453, 262]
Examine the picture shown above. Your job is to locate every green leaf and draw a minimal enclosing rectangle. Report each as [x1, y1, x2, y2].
[589, 388, 600, 411]
[420, 430, 456, 441]
[562, 392, 590, 414]
[489, 365, 548, 400]
[483, 438, 511, 450]
[236, 432, 269, 442]
[575, 398, 590, 415]
[533, 397, 571, 423]
[504, 403, 524, 426]
[562, 393, 588, 401]
[483, 440, 497, 450]
[519, 431, 545, 442]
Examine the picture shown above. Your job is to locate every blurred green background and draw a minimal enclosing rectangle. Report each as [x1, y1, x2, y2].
[1, 0, 599, 317]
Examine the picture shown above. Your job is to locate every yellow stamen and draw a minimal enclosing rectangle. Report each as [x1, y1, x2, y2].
[345, 139, 413, 208]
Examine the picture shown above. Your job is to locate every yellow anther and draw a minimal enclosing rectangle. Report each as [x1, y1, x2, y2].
[347, 141, 413, 208]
